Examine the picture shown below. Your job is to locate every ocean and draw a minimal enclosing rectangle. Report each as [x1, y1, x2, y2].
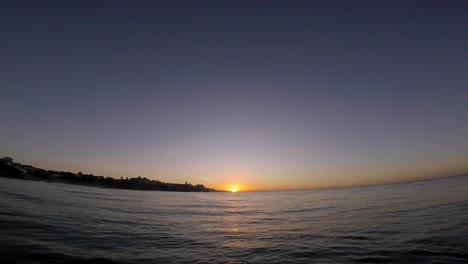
[0, 176, 467, 264]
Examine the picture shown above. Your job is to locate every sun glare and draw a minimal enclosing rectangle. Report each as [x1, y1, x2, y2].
[230, 187, 238, 193]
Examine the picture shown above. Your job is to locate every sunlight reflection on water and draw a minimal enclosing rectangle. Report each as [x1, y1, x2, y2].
[0, 176, 467, 263]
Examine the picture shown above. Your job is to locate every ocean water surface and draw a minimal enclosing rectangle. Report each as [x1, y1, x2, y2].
[0, 176, 467, 263]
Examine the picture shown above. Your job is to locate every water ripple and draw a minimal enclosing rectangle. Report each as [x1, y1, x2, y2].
[0, 176, 467, 263]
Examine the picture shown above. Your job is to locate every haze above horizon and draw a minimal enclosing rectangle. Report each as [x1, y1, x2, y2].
[1, 1, 467, 191]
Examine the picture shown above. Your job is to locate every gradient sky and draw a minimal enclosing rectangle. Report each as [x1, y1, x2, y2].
[1, 1, 467, 191]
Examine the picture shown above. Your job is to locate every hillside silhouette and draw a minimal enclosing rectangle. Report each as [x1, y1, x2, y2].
[0, 157, 217, 192]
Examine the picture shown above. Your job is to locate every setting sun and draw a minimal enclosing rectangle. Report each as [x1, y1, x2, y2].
[230, 187, 238, 193]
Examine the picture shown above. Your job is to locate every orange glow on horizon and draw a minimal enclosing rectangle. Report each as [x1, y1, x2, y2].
[213, 182, 249, 192]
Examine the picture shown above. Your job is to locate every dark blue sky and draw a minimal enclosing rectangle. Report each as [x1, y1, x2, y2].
[1, 1, 467, 190]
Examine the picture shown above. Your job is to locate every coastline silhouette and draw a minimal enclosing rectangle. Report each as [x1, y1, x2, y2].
[0, 157, 218, 192]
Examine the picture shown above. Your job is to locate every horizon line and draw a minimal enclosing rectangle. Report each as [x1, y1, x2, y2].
[4, 156, 467, 193]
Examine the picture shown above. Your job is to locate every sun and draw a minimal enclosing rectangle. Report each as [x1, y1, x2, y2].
[230, 186, 238, 193]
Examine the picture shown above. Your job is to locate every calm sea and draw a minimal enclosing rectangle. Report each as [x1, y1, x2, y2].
[0, 176, 467, 264]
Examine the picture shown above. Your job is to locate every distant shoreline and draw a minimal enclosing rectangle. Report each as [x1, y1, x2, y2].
[0, 157, 220, 192]
[243, 174, 468, 193]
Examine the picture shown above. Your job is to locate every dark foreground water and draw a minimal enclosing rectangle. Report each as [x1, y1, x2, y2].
[0, 176, 467, 264]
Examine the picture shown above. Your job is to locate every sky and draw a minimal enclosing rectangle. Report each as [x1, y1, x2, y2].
[1, 1, 467, 191]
